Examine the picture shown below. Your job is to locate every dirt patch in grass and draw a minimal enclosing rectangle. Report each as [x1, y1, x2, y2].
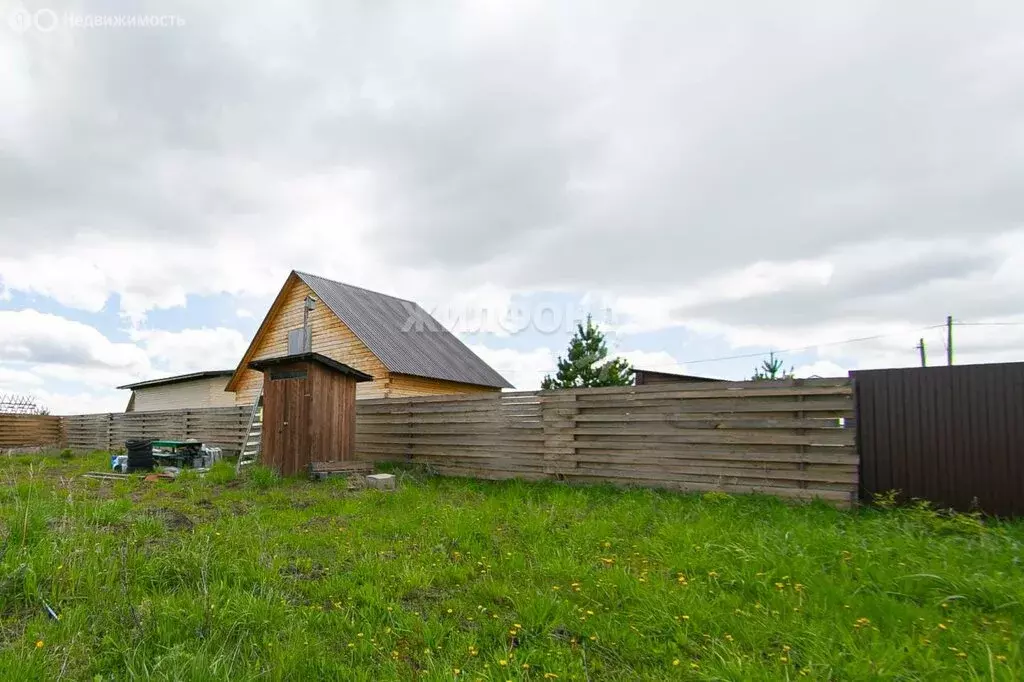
[229, 501, 252, 516]
[280, 560, 329, 581]
[146, 507, 194, 532]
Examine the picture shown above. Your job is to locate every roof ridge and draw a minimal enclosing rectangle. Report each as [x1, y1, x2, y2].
[117, 369, 236, 390]
[290, 270, 513, 389]
[294, 270, 419, 307]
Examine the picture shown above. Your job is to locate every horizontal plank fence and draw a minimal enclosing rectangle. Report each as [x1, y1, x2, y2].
[356, 378, 858, 506]
[62, 407, 250, 454]
[47, 379, 858, 505]
[0, 414, 63, 450]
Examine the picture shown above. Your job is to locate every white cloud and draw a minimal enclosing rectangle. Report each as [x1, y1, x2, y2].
[32, 388, 130, 416]
[0, 366, 44, 389]
[130, 327, 249, 375]
[3, 1, 1024, 401]
[0, 309, 148, 372]
[466, 345, 556, 391]
[618, 349, 688, 375]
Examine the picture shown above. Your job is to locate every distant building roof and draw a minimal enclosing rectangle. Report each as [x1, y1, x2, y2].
[117, 369, 235, 391]
[294, 271, 513, 389]
[633, 368, 724, 385]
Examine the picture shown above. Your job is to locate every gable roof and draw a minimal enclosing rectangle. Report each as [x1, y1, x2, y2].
[227, 271, 512, 391]
[295, 272, 512, 389]
[249, 352, 373, 382]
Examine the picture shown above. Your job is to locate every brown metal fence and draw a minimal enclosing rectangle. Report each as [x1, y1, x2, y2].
[853, 362, 1024, 515]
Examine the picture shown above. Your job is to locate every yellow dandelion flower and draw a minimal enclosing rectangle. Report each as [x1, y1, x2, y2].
[35, 640, 44, 648]
[499, 659, 508, 666]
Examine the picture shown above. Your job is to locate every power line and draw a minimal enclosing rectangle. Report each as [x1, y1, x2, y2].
[954, 321, 1024, 327]
[493, 319, 1024, 377]
[678, 325, 946, 366]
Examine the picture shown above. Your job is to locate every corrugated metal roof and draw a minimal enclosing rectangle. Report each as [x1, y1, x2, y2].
[295, 272, 513, 389]
[117, 369, 235, 390]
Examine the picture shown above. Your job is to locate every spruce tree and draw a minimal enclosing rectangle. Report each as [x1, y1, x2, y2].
[750, 351, 794, 381]
[541, 315, 633, 389]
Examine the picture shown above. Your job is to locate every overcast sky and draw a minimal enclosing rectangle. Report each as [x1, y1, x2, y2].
[2, 0, 1024, 413]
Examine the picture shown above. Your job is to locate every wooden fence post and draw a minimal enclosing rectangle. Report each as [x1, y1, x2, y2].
[541, 391, 577, 479]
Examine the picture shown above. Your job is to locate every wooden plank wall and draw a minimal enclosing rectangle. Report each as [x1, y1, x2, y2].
[356, 379, 858, 506]
[0, 414, 63, 449]
[62, 407, 250, 453]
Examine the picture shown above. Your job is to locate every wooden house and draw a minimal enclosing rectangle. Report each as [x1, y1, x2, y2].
[119, 370, 236, 412]
[226, 271, 512, 405]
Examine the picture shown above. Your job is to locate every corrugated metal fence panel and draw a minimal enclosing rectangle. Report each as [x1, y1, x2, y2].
[853, 363, 1024, 515]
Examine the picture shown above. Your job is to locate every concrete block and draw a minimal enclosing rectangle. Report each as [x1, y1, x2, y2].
[366, 473, 396, 490]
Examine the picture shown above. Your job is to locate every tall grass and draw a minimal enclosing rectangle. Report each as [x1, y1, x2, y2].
[0, 451, 1021, 680]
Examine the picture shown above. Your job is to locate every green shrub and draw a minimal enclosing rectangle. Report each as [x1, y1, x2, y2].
[59, 448, 74, 460]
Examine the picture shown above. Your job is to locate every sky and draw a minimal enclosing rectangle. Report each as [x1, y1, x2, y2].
[2, 0, 1024, 414]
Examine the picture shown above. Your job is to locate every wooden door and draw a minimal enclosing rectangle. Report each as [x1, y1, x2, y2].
[262, 367, 311, 475]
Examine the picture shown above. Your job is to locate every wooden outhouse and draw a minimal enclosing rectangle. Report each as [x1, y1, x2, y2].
[248, 352, 372, 475]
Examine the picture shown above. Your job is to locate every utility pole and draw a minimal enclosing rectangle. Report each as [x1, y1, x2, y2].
[946, 315, 953, 366]
[916, 338, 927, 367]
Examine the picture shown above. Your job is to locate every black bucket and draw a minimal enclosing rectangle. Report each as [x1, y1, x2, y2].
[124, 439, 154, 472]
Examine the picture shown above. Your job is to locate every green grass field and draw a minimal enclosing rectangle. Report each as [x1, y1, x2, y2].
[1, 451, 1022, 680]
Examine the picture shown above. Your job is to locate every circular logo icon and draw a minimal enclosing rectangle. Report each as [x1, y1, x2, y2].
[8, 6, 33, 32]
[34, 8, 59, 32]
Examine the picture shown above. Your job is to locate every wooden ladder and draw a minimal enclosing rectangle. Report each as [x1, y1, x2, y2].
[236, 390, 264, 472]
